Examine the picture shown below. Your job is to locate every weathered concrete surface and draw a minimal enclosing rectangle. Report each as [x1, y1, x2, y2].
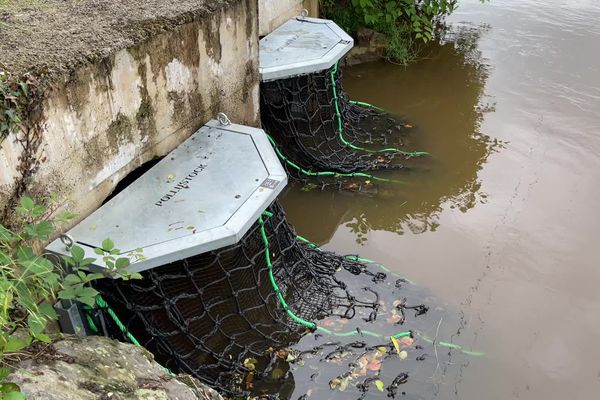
[258, 0, 319, 36]
[7, 336, 224, 400]
[0, 0, 234, 79]
[0, 0, 259, 226]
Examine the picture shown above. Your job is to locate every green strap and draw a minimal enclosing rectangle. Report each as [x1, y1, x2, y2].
[267, 135, 402, 184]
[330, 62, 430, 158]
[95, 295, 141, 346]
[260, 212, 410, 340]
[259, 214, 317, 329]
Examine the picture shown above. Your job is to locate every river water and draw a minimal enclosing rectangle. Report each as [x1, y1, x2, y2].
[281, 1, 600, 398]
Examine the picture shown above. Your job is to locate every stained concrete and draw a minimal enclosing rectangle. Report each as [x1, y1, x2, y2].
[0, 0, 259, 226]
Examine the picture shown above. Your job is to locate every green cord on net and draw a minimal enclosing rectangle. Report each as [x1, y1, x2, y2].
[266, 135, 403, 184]
[259, 211, 410, 340]
[89, 295, 178, 375]
[348, 100, 384, 112]
[295, 234, 416, 284]
[95, 295, 142, 346]
[268, 217, 484, 356]
[330, 62, 430, 158]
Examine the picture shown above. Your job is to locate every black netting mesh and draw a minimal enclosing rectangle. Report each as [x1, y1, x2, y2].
[93, 201, 382, 395]
[260, 63, 424, 191]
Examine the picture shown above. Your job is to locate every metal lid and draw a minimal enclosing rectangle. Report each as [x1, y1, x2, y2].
[46, 117, 287, 274]
[259, 16, 353, 82]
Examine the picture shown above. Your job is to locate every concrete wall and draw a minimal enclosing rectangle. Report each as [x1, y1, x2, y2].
[258, 0, 319, 36]
[0, 0, 259, 224]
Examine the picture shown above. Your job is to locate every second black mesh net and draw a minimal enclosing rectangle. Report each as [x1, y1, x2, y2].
[260, 62, 428, 191]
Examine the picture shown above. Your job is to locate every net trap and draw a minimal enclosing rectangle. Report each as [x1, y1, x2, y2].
[259, 14, 429, 192]
[44, 115, 451, 397]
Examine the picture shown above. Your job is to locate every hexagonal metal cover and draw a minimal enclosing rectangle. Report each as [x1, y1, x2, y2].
[46, 119, 287, 274]
[259, 16, 353, 82]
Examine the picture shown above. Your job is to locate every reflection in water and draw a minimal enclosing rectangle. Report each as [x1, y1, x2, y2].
[283, 25, 498, 243]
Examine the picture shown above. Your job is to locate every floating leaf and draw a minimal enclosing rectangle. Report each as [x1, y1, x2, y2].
[375, 379, 385, 392]
[366, 358, 381, 371]
[391, 336, 402, 356]
[243, 357, 257, 371]
[329, 378, 342, 390]
[339, 376, 350, 391]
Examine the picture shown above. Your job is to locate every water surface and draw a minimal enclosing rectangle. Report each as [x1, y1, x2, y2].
[282, 1, 600, 398]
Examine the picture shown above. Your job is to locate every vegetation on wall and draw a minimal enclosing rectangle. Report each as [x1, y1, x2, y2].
[0, 67, 46, 226]
[320, 0, 488, 64]
[0, 70, 33, 144]
[0, 196, 142, 398]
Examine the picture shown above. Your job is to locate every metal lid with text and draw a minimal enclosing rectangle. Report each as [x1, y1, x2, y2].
[46, 119, 287, 274]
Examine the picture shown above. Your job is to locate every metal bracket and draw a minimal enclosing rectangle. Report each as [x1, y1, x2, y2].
[217, 112, 231, 126]
[54, 300, 88, 337]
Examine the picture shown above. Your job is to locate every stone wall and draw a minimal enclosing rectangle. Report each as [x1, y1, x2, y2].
[0, 0, 259, 226]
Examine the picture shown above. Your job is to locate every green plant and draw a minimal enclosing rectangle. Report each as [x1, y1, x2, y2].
[0, 70, 35, 144]
[321, 0, 489, 64]
[0, 196, 142, 398]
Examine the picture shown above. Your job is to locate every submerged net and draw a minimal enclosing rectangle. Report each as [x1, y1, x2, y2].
[260, 62, 428, 191]
[93, 201, 381, 394]
[91, 201, 482, 399]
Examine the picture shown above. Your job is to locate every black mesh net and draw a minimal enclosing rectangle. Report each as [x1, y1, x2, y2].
[91, 201, 477, 399]
[260, 62, 426, 192]
[93, 201, 382, 394]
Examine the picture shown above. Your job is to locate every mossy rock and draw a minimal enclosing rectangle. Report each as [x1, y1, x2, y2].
[6, 336, 224, 400]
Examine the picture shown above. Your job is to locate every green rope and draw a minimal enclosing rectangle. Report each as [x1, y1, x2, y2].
[260, 212, 410, 340]
[286, 229, 483, 356]
[259, 214, 317, 329]
[267, 135, 402, 184]
[90, 295, 178, 375]
[295, 234, 416, 285]
[330, 62, 430, 158]
[95, 295, 142, 346]
[348, 100, 384, 112]
[417, 334, 486, 357]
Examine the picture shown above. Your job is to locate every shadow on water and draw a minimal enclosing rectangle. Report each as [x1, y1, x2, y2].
[282, 25, 499, 244]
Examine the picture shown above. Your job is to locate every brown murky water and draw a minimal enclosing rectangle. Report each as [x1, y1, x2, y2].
[282, 1, 600, 398]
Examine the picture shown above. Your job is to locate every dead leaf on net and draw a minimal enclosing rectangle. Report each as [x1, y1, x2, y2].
[329, 378, 342, 390]
[271, 368, 285, 379]
[276, 349, 289, 359]
[243, 358, 258, 370]
[339, 376, 351, 391]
